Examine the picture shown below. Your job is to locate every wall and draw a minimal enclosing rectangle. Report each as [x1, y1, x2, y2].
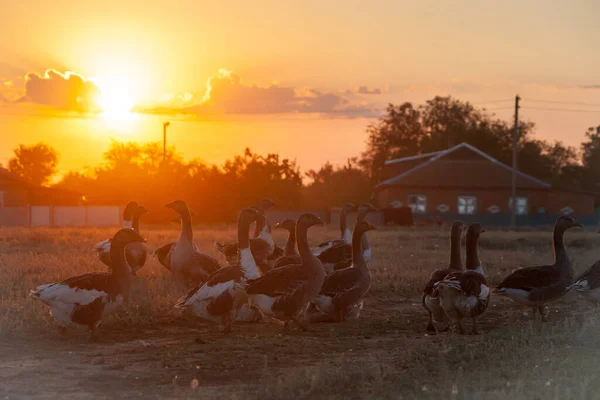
[1, 206, 122, 227]
[375, 186, 597, 226]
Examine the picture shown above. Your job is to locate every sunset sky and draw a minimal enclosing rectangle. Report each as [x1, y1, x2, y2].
[0, 0, 599, 175]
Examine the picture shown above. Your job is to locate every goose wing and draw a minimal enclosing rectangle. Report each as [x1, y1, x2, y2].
[312, 239, 344, 256]
[317, 243, 351, 265]
[176, 266, 242, 308]
[152, 242, 175, 270]
[320, 268, 363, 297]
[30, 272, 115, 305]
[245, 264, 309, 297]
[273, 254, 302, 269]
[571, 260, 600, 291]
[496, 265, 559, 291]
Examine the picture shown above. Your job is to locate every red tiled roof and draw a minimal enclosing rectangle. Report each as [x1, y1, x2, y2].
[376, 143, 550, 191]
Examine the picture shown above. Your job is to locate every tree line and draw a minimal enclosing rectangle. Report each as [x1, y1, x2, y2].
[5, 95, 599, 223]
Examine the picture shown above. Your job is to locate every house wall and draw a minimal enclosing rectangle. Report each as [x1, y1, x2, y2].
[374, 186, 596, 225]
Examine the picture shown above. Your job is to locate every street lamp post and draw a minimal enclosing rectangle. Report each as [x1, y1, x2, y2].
[163, 121, 170, 161]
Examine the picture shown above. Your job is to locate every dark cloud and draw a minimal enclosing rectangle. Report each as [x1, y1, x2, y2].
[182, 69, 374, 116]
[21, 69, 100, 111]
[357, 86, 382, 95]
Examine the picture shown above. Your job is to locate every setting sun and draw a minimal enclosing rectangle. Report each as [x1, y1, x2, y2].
[96, 76, 136, 117]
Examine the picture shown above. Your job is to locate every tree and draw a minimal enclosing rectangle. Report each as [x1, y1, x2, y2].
[305, 158, 371, 209]
[8, 143, 59, 186]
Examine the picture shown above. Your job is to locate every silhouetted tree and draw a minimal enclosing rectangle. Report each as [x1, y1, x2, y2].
[8, 143, 59, 186]
[305, 158, 371, 209]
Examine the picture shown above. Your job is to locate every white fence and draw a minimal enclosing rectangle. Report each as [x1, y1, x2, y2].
[0, 206, 121, 227]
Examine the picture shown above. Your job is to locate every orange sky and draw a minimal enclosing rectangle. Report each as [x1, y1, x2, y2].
[0, 0, 599, 174]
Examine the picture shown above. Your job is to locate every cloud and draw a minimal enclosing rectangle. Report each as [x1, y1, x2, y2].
[177, 69, 375, 117]
[580, 85, 600, 89]
[20, 69, 100, 111]
[357, 86, 382, 95]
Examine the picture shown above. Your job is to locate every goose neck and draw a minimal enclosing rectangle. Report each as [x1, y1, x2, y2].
[284, 228, 297, 256]
[449, 229, 462, 270]
[352, 228, 369, 273]
[465, 233, 481, 272]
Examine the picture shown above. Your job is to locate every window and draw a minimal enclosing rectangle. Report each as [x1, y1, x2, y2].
[458, 196, 477, 215]
[408, 194, 427, 214]
[509, 196, 529, 215]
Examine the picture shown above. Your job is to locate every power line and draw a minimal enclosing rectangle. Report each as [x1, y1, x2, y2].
[484, 106, 514, 111]
[521, 106, 600, 113]
[526, 98, 600, 108]
[473, 99, 513, 105]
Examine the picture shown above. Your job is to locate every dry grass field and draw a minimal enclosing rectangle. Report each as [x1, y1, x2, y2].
[2, 224, 600, 399]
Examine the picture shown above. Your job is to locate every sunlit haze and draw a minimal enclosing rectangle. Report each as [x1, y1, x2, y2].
[1, 0, 599, 175]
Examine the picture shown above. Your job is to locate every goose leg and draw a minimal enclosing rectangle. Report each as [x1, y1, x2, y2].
[471, 317, 479, 335]
[58, 325, 67, 336]
[426, 312, 437, 333]
[538, 305, 547, 323]
[221, 315, 232, 334]
[531, 307, 538, 321]
[456, 320, 465, 335]
[88, 324, 99, 342]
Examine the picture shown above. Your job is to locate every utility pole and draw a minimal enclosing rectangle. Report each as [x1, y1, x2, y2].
[163, 121, 170, 161]
[511, 95, 520, 229]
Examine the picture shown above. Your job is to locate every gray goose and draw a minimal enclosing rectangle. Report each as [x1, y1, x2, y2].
[30, 229, 146, 340]
[316, 203, 376, 273]
[307, 219, 377, 323]
[94, 202, 149, 276]
[312, 203, 355, 257]
[175, 208, 263, 332]
[422, 220, 465, 332]
[245, 213, 326, 330]
[272, 219, 301, 269]
[435, 223, 490, 334]
[214, 199, 281, 271]
[165, 200, 221, 288]
[568, 260, 600, 303]
[494, 216, 581, 321]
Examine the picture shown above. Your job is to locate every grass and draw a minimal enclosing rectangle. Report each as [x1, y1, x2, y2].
[1, 224, 600, 399]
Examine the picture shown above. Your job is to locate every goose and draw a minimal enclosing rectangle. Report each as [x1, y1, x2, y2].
[312, 203, 355, 257]
[152, 242, 176, 271]
[214, 202, 280, 272]
[317, 203, 377, 274]
[93, 202, 149, 276]
[568, 260, 600, 303]
[245, 213, 326, 330]
[272, 219, 301, 269]
[165, 200, 221, 288]
[175, 208, 263, 332]
[30, 229, 146, 340]
[435, 223, 490, 334]
[494, 216, 581, 322]
[307, 219, 377, 323]
[422, 220, 465, 332]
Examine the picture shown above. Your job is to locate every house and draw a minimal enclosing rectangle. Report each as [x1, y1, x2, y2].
[373, 142, 597, 226]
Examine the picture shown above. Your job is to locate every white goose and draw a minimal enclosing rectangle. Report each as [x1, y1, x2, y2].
[30, 229, 146, 340]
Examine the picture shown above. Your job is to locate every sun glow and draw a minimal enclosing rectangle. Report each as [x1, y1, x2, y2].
[96, 76, 137, 119]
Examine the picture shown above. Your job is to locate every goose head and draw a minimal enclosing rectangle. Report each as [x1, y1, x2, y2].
[355, 219, 377, 235]
[123, 201, 139, 220]
[258, 198, 276, 211]
[111, 228, 147, 247]
[274, 219, 296, 232]
[555, 216, 582, 232]
[466, 223, 485, 237]
[239, 207, 261, 225]
[297, 213, 325, 229]
[164, 200, 190, 216]
[342, 203, 357, 214]
[134, 205, 149, 217]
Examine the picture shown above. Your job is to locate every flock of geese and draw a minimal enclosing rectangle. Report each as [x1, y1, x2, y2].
[28, 199, 599, 340]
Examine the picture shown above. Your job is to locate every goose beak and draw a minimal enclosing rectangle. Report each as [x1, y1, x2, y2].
[138, 206, 149, 215]
[573, 222, 583, 229]
[164, 201, 176, 210]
